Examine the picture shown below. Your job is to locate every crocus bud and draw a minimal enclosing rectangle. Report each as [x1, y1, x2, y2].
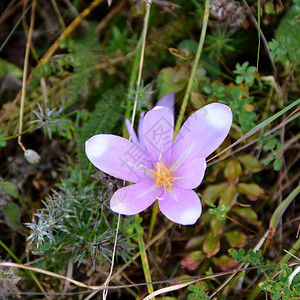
[24, 149, 40, 164]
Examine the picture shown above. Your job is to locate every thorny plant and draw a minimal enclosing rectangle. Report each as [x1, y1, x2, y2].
[127, 82, 153, 111]
[29, 103, 70, 139]
[25, 172, 136, 268]
[75, 228, 136, 270]
[25, 189, 71, 248]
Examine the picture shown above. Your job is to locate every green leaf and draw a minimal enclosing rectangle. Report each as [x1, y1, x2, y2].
[203, 182, 228, 204]
[268, 39, 288, 62]
[178, 39, 199, 54]
[263, 156, 275, 166]
[0, 181, 19, 198]
[78, 85, 126, 167]
[157, 67, 186, 99]
[233, 62, 256, 86]
[212, 255, 239, 271]
[219, 184, 238, 208]
[203, 82, 226, 99]
[0, 58, 23, 77]
[224, 160, 242, 184]
[188, 285, 209, 300]
[210, 215, 224, 236]
[238, 183, 265, 201]
[225, 231, 248, 248]
[265, 2, 275, 14]
[238, 154, 263, 172]
[231, 86, 241, 101]
[245, 249, 265, 266]
[235, 75, 244, 85]
[203, 234, 220, 257]
[229, 248, 245, 262]
[273, 157, 282, 171]
[232, 207, 261, 226]
[276, 2, 300, 64]
[208, 203, 229, 220]
[4, 202, 21, 230]
[181, 250, 205, 271]
[185, 236, 207, 252]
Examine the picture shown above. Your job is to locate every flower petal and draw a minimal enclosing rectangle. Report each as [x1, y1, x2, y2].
[172, 157, 206, 189]
[110, 180, 163, 215]
[137, 112, 146, 150]
[156, 93, 175, 114]
[171, 103, 232, 166]
[143, 106, 174, 166]
[158, 188, 202, 225]
[85, 134, 152, 183]
[125, 119, 139, 144]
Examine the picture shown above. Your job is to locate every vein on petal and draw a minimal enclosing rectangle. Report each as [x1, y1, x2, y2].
[170, 142, 195, 172]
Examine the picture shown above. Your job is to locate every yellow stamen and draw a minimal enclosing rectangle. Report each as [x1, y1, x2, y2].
[154, 162, 174, 188]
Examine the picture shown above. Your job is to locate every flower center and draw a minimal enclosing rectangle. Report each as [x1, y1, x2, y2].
[154, 162, 173, 188]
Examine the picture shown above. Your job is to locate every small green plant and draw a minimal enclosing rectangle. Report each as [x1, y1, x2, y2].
[233, 62, 257, 86]
[227, 247, 300, 300]
[188, 285, 210, 300]
[106, 26, 138, 53]
[127, 81, 152, 111]
[259, 264, 300, 300]
[25, 165, 135, 269]
[31, 54, 78, 88]
[207, 203, 229, 221]
[257, 130, 282, 171]
[228, 86, 258, 130]
[229, 248, 273, 275]
[204, 29, 236, 61]
[29, 103, 72, 139]
[268, 39, 288, 62]
[203, 82, 226, 99]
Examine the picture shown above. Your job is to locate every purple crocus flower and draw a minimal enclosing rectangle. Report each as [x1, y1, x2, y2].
[125, 93, 175, 150]
[85, 100, 232, 225]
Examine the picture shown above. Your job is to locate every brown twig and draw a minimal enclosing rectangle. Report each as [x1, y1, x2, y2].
[0, 0, 29, 27]
[50, 0, 67, 30]
[22, 0, 39, 62]
[95, 0, 128, 34]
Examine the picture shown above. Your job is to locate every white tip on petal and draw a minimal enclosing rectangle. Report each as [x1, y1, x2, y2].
[158, 188, 202, 225]
[171, 103, 232, 164]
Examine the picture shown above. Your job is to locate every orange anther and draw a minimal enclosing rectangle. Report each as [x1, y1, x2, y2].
[154, 162, 174, 188]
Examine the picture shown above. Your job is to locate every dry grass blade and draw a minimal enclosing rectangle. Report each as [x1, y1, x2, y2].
[207, 98, 300, 163]
[17, 0, 36, 152]
[0, 262, 106, 290]
[143, 280, 199, 300]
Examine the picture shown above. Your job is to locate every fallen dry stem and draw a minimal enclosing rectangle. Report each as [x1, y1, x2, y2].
[0, 261, 293, 295]
[18, 0, 36, 152]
